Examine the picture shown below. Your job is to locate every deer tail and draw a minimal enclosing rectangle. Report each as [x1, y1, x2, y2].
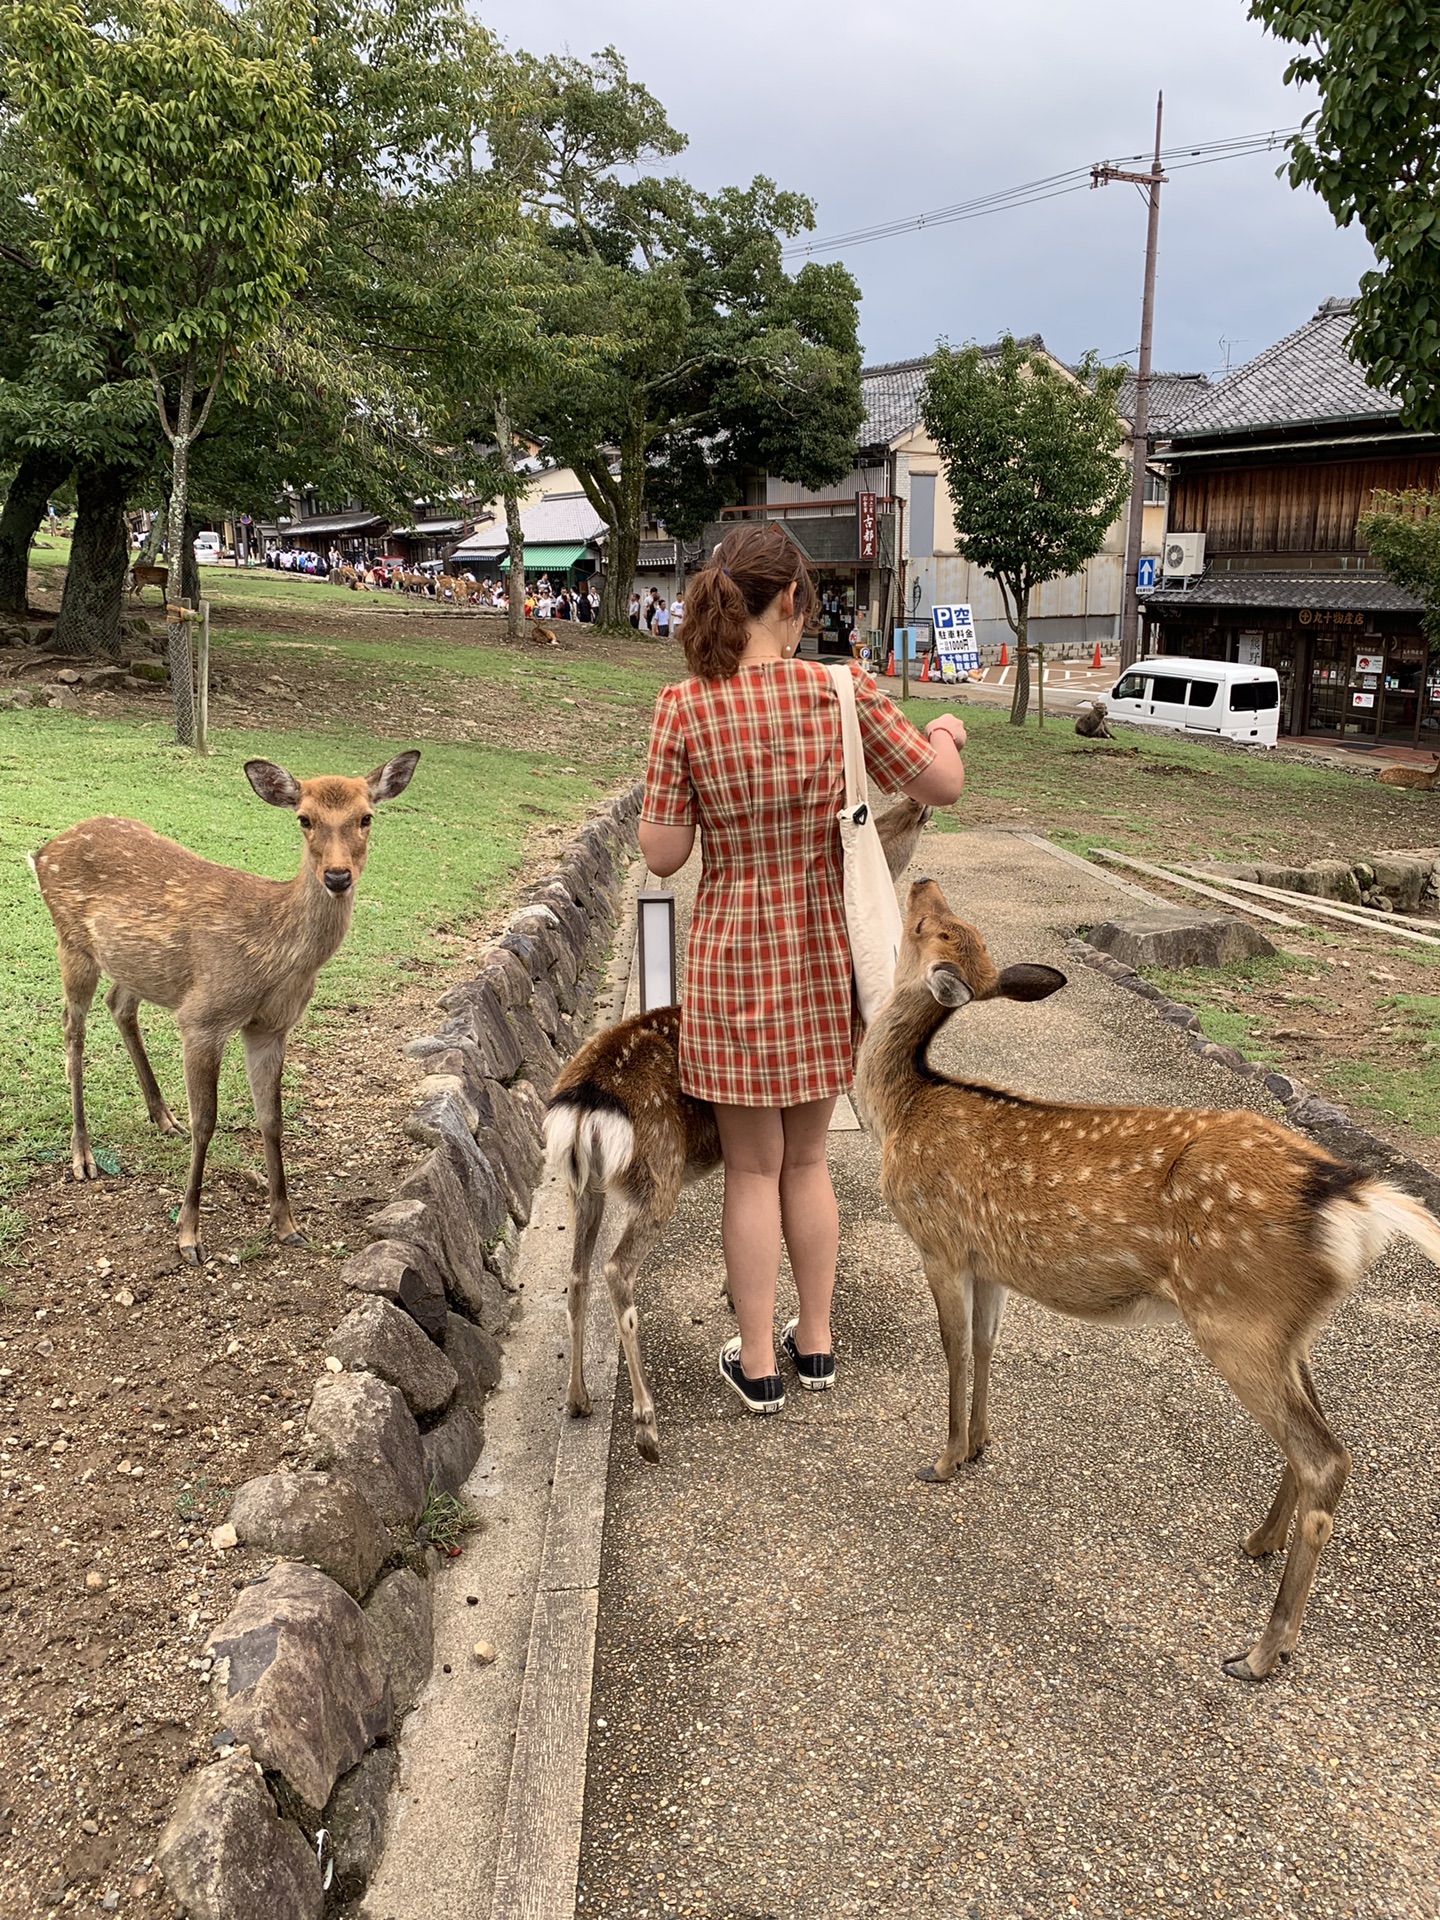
[1316, 1178, 1440, 1282]
[543, 1089, 636, 1200]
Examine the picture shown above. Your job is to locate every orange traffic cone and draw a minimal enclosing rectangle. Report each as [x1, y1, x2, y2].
[920, 649, 932, 682]
[999, 641, 1009, 667]
[885, 647, 895, 676]
[1092, 641, 1103, 669]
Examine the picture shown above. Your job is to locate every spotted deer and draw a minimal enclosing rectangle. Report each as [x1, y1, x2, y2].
[544, 795, 934, 1462]
[1377, 753, 1440, 791]
[30, 752, 420, 1263]
[854, 876, 1440, 1681]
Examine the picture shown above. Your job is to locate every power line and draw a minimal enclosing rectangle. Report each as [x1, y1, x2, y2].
[782, 126, 1305, 260]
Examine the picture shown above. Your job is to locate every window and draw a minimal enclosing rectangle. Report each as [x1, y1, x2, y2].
[908, 473, 937, 558]
[1114, 673, 1148, 701]
[1230, 680, 1279, 711]
[1187, 680, 1217, 708]
[1143, 471, 1169, 504]
[1149, 675, 1190, 705]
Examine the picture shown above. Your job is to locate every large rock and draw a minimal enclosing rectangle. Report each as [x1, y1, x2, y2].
[1369, 850, 1436, 913]
[421, 1405, 484, 1500]
[328, 1296, 458, 1418]
[1251, 860, 1362, 905]
[304, 1373, 425, 1530]
[395, 1144, 510, 1329]
[338, 1239, 447, 1341]
[443, 1311, 502, 1407]
[366, 1192, 489, 1321]
[205, 1564, 391, 1811]
[227, 1471, 390, 1600]
[323, 1744, 398, 1903]
[1087, 911, 1276, 970]
[363, 1567, 434, 1718]
[469, 1077, 543, 1228]
[157, 1752, 322, 1920]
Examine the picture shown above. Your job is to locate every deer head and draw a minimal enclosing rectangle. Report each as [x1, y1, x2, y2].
[898, 878, 1067, 1009]
[244, 750, 420, 896]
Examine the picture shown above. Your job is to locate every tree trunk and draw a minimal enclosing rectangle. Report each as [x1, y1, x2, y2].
[597, 428, 646, 629]
[52, 460, 130, 660]
[182, 508, 202, 606]
[0, 448, 69, 617]
[166, 360, 197, 745]
[1009, 593, 1031, 725]
[495, 394, 527, 641]
[140, 505, 165, 564]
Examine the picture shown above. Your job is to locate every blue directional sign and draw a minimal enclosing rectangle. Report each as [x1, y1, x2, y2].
[1137, 556, 1157, 591]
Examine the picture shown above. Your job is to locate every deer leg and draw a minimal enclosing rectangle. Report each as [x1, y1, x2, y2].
[601, 1203, 669, 1465]
[59, 946, 101, 1181]
[176, 1032, 226, 1263]
[105, 984, 184, 1135]
[966, 1277, 1009, 1462]
[242, 1025, 303, 1246]
[918, 1262, 974, 1483]
[1243, 1358, 1324, 1557]
[566, 1183, 605, 1420]
[1203, 1338, 1350, 1681]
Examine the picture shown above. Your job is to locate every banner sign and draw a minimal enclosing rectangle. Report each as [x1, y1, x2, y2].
[931, 603, 980, 682]
[856, 491, 878, 561]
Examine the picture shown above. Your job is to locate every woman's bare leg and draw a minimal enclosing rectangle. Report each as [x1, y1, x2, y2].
[780, 1097, 838, 1355]
[714, 1104, 785, 1378]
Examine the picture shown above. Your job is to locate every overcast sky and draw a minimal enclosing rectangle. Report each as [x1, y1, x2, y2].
[478, 0, 1374, 379]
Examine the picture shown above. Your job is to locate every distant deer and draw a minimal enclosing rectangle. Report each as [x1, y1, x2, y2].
[544, 795, 934, 1462]
[854, 876, 1440, 1681]
[1074, 699, 1114, 740]
[30, 752, 420, 1263]
[1377, 753, 1440, 791]
[127, 563, 168, 602]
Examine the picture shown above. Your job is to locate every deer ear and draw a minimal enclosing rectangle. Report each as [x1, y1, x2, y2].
[244, 760, 301, 808]
[367, 750, 420, 804]
[996, 964, 1066, 1002]
[927, 963, 973, 1009]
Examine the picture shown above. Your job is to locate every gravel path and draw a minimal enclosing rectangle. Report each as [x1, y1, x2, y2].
[574, 828, 1440, 1920]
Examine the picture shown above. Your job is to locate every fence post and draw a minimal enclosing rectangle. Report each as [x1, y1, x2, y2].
[196, 599, 210, 754]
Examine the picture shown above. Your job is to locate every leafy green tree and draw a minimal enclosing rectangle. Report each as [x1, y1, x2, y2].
[921, 338, 1131, 725]
[5, 0, 324, 740]
[1252, 0, 1440, 426]
[1358, 489, 1440, 645]
[487, 50, 863, 628]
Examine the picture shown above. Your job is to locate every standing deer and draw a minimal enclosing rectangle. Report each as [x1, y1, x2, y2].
[854, 876, 1440, 1680]
[544, 795, 934, 1462]
[30, 752, 420, 1262]
[1377, 753, 1440, 790]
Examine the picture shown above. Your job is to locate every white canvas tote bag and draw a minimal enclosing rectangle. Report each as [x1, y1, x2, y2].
[827, 663, 905, 1025]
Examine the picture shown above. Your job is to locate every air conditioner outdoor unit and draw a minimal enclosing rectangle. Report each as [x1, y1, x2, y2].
[1162, 532, 1206, 577]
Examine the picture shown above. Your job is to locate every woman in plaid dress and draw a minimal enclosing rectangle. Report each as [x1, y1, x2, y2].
[639, 523, 966, 1416]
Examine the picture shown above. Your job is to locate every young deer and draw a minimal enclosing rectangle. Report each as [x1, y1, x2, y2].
[545, 795, 933, 1462]
[31, 751, 419, 1263]
[1377, 752, 1440, 790]
[854, 877, 1440, 1681]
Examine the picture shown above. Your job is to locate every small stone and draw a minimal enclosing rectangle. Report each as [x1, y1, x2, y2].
[116, 1458, 133, 1475]
[472, 1640, 496, 1665]
[114, 1287, 134, 1309]
[85, 1570, 105, 1592]
[82, 1818, 99, 1834]
[323, 1355, 344, 1374]
[210, 1523, 238, 1552]
[100, 1895, 119, 1913]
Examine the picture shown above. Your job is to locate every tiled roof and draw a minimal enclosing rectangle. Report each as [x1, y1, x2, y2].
[1141, 569, 1420, 614]
[859, 335, 1045, 448]
[1116, 372, 1212, 433]
[282, 510, 388, 538]
[1165, 299, 1397, 439]
[452, 490, 605, 556]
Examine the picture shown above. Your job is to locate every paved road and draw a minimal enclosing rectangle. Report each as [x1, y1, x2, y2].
[574, 828, 1440, 1920]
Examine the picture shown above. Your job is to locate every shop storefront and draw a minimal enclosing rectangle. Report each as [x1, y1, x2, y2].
[813, 570, 873, 655]
[1140, 578, 1434, 744]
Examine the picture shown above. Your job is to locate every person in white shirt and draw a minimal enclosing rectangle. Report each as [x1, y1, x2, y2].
[655, 596, 670, 638]
[670, 593, 685, 634]
[537, 591, 554, 619]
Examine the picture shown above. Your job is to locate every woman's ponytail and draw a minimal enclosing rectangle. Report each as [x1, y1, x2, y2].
[679, 521, 816, 679]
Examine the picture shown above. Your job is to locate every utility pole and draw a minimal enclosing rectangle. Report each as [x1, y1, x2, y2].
[1092, 92, 1166, 670]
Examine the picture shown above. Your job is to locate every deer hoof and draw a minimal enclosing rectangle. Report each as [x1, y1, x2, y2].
[567, 1396, 593, 1420]
[181, 1242, 204, 1267]
[914, 1462, 956, 1485]
[72, 1155, 100, 1182]
[635, 1429, 661, 1465]
[277, 1230, 307, 1248]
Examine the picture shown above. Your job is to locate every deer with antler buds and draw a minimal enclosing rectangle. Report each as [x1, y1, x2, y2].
[854, 876, 1440, 1681]
[30, 751, 420, 1263]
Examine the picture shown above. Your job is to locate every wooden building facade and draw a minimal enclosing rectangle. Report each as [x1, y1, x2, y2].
[1140, 298, 1439, 745]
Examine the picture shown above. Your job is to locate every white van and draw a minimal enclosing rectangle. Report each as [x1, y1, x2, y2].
[193, 531, 223, 565]
[1108, 656, 1282, 748]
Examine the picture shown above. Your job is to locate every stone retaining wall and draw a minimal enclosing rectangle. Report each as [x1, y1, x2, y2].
[155, 784, 643, 1917]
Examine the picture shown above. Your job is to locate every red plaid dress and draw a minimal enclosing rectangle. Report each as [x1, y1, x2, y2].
[642, 659, 936, 1107]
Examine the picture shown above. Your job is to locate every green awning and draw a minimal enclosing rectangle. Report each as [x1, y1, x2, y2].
[498, 542, 590, 572]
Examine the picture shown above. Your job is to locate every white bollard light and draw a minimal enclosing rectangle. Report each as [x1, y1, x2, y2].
[636, 891, 677, 1011]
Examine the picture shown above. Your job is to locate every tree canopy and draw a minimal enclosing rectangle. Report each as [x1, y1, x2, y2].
[1358, 489, 1440, 642]
[921, 338, 1130, 724]
[1252, 0, 1440, 428]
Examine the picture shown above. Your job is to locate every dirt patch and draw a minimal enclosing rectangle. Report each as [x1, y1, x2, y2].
[0, 823, 605, 1917]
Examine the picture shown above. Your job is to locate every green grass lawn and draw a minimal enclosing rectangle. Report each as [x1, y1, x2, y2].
[0, 707, 604, 1207]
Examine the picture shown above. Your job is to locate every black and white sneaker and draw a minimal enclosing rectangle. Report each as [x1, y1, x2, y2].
[781, 1318, 836, 1392]
[718, 1337, 785, 1416]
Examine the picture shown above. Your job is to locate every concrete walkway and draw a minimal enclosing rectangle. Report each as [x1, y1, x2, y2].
[574, 828, 1440, 1920]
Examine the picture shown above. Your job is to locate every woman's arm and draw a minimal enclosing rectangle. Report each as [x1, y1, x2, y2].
[639, 820, 696, 877]
[903, 715, 966, 806]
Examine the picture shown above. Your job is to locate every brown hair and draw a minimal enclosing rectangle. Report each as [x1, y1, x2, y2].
[680, 521, 816, 678]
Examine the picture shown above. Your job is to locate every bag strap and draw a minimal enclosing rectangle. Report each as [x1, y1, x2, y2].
[827, 662, 871, 812]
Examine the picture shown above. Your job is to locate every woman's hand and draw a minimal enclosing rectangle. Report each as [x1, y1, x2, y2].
[925, 713, 967, 751]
